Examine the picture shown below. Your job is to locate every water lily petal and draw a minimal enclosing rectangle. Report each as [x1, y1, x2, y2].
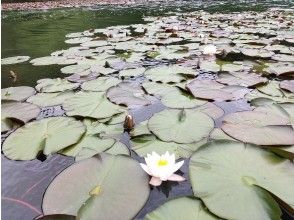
[140, 163, 152, 175]
[149, 176, 162, 186]
[167, 174, 186, 182]
[171, 160, 184, 173]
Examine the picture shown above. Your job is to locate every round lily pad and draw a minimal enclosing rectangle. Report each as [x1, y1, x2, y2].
[145, 197, 217, 220]
[35, 78, 79, 93]
[81, 40, 108, 48]
[148, 109, 214, 144]
[63, 91, 124, 119]
[42, 154, 150, 220]
[221, 110, 294, 145]
[119, 67, 145, 78]
[1, 56, 30, 65]
[189, 141, 294, 220]
[131, 134, 206, 159]
[61, 119, 123, 158]
[2, 102, 40, 133]
[144, 65, 195, 83]
[61, 64, 90, 75]
[107, 82, 152, 107]
[186, 79, 249, 101]
[30, 56, 77, 66]
[27, 91, 75, 107]
[217, 71, 267, 87]
[264, 62, 294, 76]
[2, 86, 36, 101]
[75, 141, 130, 161]
[81, 77, 121, 92]
[3, 117, 86, 160]
[65, 37, 92, 44]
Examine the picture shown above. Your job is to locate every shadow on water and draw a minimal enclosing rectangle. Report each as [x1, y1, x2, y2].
[1, 1, 294, 220]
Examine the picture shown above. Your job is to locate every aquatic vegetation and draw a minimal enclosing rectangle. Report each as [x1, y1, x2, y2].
[1, 7, 294, 220]
[140, 151, 185, 186]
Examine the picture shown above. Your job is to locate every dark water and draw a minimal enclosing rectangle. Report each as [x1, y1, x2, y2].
[2, 1, 294, 220]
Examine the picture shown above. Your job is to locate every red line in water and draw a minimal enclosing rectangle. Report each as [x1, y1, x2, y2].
[2, 196, 42, 215]
[21, 176, 48, 199]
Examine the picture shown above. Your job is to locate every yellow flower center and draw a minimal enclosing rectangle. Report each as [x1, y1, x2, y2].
[158, 159, 168, 166]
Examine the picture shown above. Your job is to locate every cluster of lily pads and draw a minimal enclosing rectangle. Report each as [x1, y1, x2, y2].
[2, 9, 294, 220]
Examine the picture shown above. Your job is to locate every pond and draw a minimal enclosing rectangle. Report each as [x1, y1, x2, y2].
[1, 1, 294, 220]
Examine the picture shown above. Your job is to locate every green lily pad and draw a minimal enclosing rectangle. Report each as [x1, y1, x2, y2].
[2, 86, 36, 101]
[107, 82, 152, 107]
[144, 65, 195, 83]
[119, 67, 145, 78]
[81, 40, 108, 48]
[61, 64, 90, 75]
[240, 48, 274, 58]
[145, 197, 217, 220]
[131, 134, 206, 159]
[221, 110, 294, 145]
[42, 154, 150, 220]
[186, 79, 248, 101]
[161, 87, 207, 109]
[81, 77, 121, 92]
[199, 60, 221, 72]
[27, 91, 75, 107]
[264, 62, 294, 76]
[1, 56, 30, 65]
[63, 91, 124, 119]
[3, 117, 86, 160]
[148, 109, 214, 144]
[2, 102, 40, 133]
[30, 56, 77, 66]
[189, 140, 294, 220]
[75, 141, 130, 161]
[35, 78, 79, 93]
[217, 71, 267, 87]
[272, 54, 294, 62]
[61, 119, 123, 157]
[65, 37, 92, 44]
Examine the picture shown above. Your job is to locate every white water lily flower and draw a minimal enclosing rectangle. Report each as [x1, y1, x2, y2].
[203, 44, 217, 55]
[140, 151, 185, 186]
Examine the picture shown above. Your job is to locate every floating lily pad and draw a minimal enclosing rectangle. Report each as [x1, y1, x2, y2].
[217, 71, 267, 87]
[2, 102, 40, 133]
[81, 40, 108, 48]
[280, 80, 294, 93]
[199, 60, 221, 72]
[1, 56, 30, 65]
[63, 91, 124, 119]
[240, 48, 274, 58]
[35, 78, 79, 93]
[107, 82, 152, 107]
[2, 86, 36, 101]
[161, 88, 207, 109]
[65, 37, 92, 44]
[186, 79, 249, 101]
[119, 67, 145, 78]
[148, 109, 214, 144]
[42, 154, 150, 220]
[3, 117, 85, 160]
[81, 77, 121, 92]
[221, 110, 294, 145]
[27, 91, 75, 107]
[131, 134, 206, 159]
[61, 119, 123, 157]
[61, 64, 91, 75]
[145, 197, 217, 220]
[75, 141, 130, 161]
[272, 54, 294, 62]
[30, 56, 77, 66]
[144, 65, 195, 83]
[189, 140, 294, 220]
[264, 62, 294, 76]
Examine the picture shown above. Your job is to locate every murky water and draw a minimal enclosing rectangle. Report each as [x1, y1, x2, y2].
[1, 1, 294, 219]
